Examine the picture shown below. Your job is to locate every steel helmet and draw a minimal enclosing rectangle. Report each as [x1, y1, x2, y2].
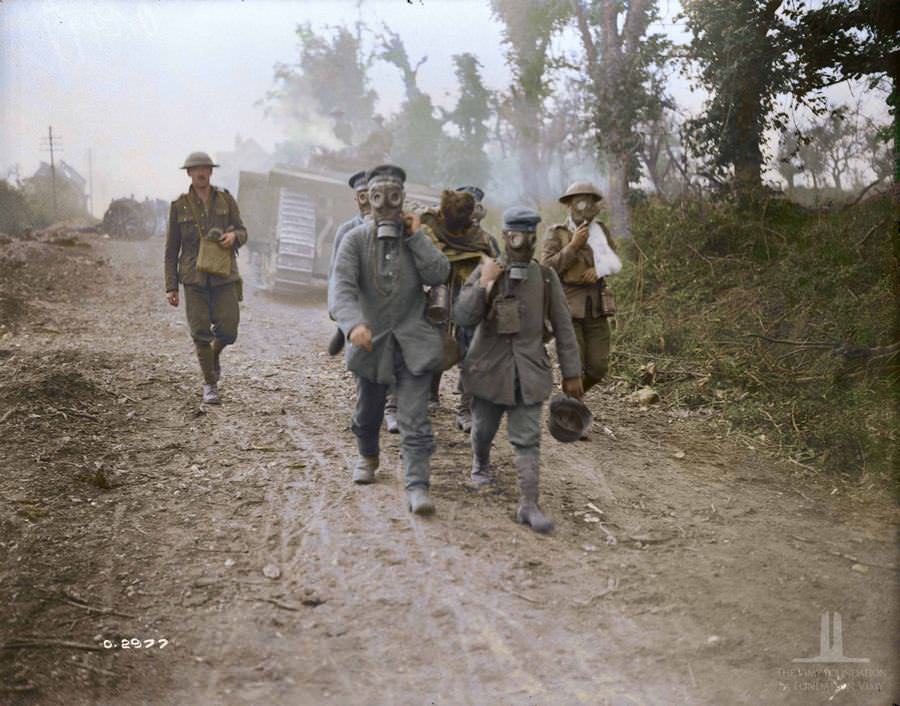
[547, 395, 593, 443]
[558, 180, 603, 204]
[180, 151, 219, 169]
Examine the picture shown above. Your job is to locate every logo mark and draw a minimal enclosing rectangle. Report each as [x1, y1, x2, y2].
[793, 612, 869, 663]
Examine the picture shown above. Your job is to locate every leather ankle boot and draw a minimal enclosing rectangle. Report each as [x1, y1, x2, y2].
[352, 455, 379, 484]
[407, 486, 435, 515]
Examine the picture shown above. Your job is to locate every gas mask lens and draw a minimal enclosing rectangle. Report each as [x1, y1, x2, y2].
[509, 232, 527, 250]
[575, 199, 589, 211]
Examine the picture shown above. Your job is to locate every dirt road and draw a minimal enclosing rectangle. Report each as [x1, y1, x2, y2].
[1, 232, 897, 705]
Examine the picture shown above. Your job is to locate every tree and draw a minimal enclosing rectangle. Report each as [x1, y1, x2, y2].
[0, 179, 31, 233]
[681, 0, 802, 191]
[571, 0, 670, 237]
[682, 0, 898, 192]
[377, 27, 444, 184]
[639, 110, 682, 199]
[796, 0, 899, 185]
[438, 53, 493, 188]
[776, 130, 803, 191]
[491, 0, 570, 204]
[264, 23, 377, 156]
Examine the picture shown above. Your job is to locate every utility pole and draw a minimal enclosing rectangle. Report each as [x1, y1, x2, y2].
[39, 126, 62, 222]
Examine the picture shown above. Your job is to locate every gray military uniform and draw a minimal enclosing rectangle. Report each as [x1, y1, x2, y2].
[327, 212, 365, 317]
[331, 221, 450, 488]
[454, 261, 581, 454]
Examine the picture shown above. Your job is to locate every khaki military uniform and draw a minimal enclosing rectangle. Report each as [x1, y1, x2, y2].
[540, 219, 615, 391]
[420, 210, 497, 289]
[420, 210, 498, 412]
[165, 185, 248, 345]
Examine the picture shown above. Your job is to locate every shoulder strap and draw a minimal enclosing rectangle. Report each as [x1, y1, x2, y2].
[540, 264, 553, 341]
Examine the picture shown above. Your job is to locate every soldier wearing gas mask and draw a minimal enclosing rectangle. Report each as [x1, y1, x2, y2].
[327, 170, 370, 355]
[419, 186, 498, 431]
[326, 170, 401, 432]
[541, 181, 621, 399]
[331, 164, 451, 515]
[454, 207, 583, 533]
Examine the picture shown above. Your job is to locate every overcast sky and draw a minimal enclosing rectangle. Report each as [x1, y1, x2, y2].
[0, 0, 886, 215]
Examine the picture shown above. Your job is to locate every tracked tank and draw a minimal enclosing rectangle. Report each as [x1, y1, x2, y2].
[237, 166, 439, 292]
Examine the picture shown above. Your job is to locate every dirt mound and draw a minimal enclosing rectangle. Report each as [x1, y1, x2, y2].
[0, 362, 107, 407]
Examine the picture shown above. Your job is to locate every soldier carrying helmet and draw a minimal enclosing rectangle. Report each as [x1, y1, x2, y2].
[540, 181, 621, 415]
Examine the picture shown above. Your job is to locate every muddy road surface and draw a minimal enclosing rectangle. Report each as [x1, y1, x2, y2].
[1, 231, 897, 706]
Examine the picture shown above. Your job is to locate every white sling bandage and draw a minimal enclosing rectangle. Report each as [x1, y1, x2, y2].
[587, 222, 621, 278]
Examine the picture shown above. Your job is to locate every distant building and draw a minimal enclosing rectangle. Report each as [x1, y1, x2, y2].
[23, 160, 89, 221]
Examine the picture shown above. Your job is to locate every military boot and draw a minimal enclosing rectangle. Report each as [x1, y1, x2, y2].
[195, 343, 220, 403]
[384, 391, 399, 434]
[456, 387, 473, 432]
[407, 486, 435, 515]
[515, 454, 554, 534]
[202, 383, 221, 405]
[210, 338, 226, 383]
[405, 452, 434, 515]
[352, 455, 379, 484]
[470, 443, 493, 487]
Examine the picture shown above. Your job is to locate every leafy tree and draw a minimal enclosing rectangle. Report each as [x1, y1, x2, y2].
[491, 0, 570, 204]
[0, 179, 31, 233]
[571, 0, 670, 237]
[795, 0, 898, 184]
[438, 53, 492, 188]
[680, 0, 803, 191]
[264, 23, 377, 154]
[377, 27, 444, 184]
[776, 131, 803, 190]
[681, 0, 898, 192]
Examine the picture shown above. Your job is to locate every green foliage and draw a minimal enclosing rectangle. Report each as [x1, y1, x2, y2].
[682, 0, 898, 189]
[612, 195, 897, 476]
[438, 53, 492, 188]
[0, 181, 32, 234]
[376, 27, 444, 184]
[681, 0, 803, 187]
[265, 23, 377, 145]
[574, 0, 671, 183]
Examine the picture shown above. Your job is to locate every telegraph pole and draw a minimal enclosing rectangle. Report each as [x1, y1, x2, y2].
[39, 126, 62, 221]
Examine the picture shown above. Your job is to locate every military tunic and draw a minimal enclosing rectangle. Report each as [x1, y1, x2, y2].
[540, 218, 615, 390]
[327, 212, 366, 318]
[164, 185, 248, 345]
[331, 221, 450, 487]
[454, 261, 581, 455]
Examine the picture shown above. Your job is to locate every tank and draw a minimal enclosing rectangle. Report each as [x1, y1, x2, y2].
[102, 197, 168, 239]
[238, 166, 439, 292]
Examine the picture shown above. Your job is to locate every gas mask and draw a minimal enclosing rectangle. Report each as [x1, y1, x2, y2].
[472, 202, 486, 225]
[355, 188, 371, 216]
[503, 230, 536, 281]
[368, 178, 405, 238]
[569, 197, 601, 227]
